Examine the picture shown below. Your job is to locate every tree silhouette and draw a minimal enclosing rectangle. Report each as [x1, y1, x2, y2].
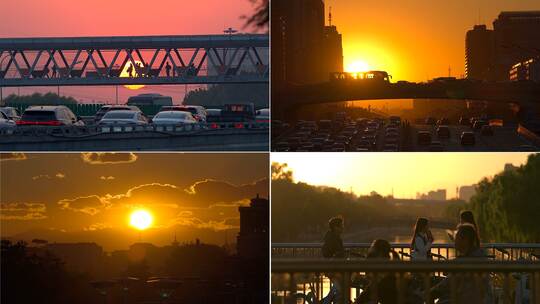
[1, 240, 97, 304]
[271, 162, 293, 181]
[4, 92, 78, 105]
[469, 154, 540, 242]
[244, 0, 269, 30]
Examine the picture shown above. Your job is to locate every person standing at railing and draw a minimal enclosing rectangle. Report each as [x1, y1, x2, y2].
[322, 216, 345, 258]
[410, 217, 434, 260]
[431, 224, 493, 304]
[321, 217, 345, 304]
[459, 210, 481, 248]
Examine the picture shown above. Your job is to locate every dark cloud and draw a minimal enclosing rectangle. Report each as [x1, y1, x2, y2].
[58, 195, 109, 215]
[0, 153, 27, 162]
[81, 153, 138, 165]
[106, 183, 180, 207]
[102, 180, 267, 208]
[0, 203, 47, 220]
[185, 178, 269, 205]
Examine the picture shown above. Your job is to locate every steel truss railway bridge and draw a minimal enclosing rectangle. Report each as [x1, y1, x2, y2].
[0, 34, 269, 87]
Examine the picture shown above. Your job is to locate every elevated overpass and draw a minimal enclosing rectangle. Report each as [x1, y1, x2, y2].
[274, 80, 540, 111]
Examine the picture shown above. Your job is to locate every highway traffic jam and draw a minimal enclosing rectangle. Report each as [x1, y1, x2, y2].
[0, 104, 270, 133]
[272, 114, 539, 152]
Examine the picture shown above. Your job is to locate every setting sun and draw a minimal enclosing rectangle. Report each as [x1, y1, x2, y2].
[345, 60, 370, 73]
[120, 61, 145, 90]
[130, 210, 153, 230]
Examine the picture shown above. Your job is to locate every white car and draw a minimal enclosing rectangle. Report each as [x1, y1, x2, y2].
[0, 111, 16, 129]
[151, 111, 197, 125]
[98, 110, 148, 125]
[255, 108, 270, 122]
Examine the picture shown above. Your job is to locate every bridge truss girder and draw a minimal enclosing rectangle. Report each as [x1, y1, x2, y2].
[0, 35, 269, 86]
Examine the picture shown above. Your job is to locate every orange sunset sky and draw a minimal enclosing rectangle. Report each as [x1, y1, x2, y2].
[0, 0, 265, 103]
[0, 153, 269, 251]
[327, 0, 539, 82]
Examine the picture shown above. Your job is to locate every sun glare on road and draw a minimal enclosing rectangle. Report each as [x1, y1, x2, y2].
[130, 209, 153, 230]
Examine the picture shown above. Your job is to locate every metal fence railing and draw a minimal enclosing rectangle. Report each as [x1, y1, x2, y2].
[0, 122, 269, 138]
[272, 243, 540, 262]
[272, 259, 540, 304]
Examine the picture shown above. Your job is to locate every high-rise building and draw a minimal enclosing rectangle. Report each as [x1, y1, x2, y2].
[509, 56, 540, 82]
[324, 25, 344, 74]
[459, 185, 477, 202]
[237, 194, 268, 259]
[271, 0, 343, 87]
[492, 11, 540, 81]
[464, 11, 540, 81]
[465, 25, 494, 81]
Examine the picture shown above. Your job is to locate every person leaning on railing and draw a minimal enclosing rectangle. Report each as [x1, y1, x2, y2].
[431, 224, 494, 304]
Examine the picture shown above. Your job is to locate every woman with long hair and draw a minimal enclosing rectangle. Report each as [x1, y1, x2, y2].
[410, 217, 434, 260]
[459, 210, 481, 247]
[432, 224, 493, 303]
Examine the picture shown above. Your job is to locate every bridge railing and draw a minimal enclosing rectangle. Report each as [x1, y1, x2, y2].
[0, 122, 269, 138]
[272, 259, 540, 304]
[272, 243, 540, 261]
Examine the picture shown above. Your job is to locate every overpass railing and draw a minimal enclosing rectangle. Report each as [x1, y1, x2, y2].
[0, 122, 269, 138]
[272, 243, 540, 261]
[272, 259, 540, 304]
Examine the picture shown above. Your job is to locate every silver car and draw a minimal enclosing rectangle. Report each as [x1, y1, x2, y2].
[0, 111, 16, 130]
[151, 111, 197, 125]
[98, 110, 148, 125]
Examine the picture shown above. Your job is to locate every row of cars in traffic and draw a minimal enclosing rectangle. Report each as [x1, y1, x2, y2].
[416, 116, 497, 150]
[0, 104, 270, 130]
[273, 114, 402, 152]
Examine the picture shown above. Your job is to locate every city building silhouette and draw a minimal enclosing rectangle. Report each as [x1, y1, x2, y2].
[467, 11, 540, 81]
[510, 56, 540, 82]
[465, 25, 494, 81]
[271, 0, 343, 87]
[237, 194, 269, 259]
[459, 185, 477, 202]
[493, 11, 540, 81]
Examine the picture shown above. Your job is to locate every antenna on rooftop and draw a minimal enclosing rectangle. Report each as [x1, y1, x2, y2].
[329, 6, 333, 26]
